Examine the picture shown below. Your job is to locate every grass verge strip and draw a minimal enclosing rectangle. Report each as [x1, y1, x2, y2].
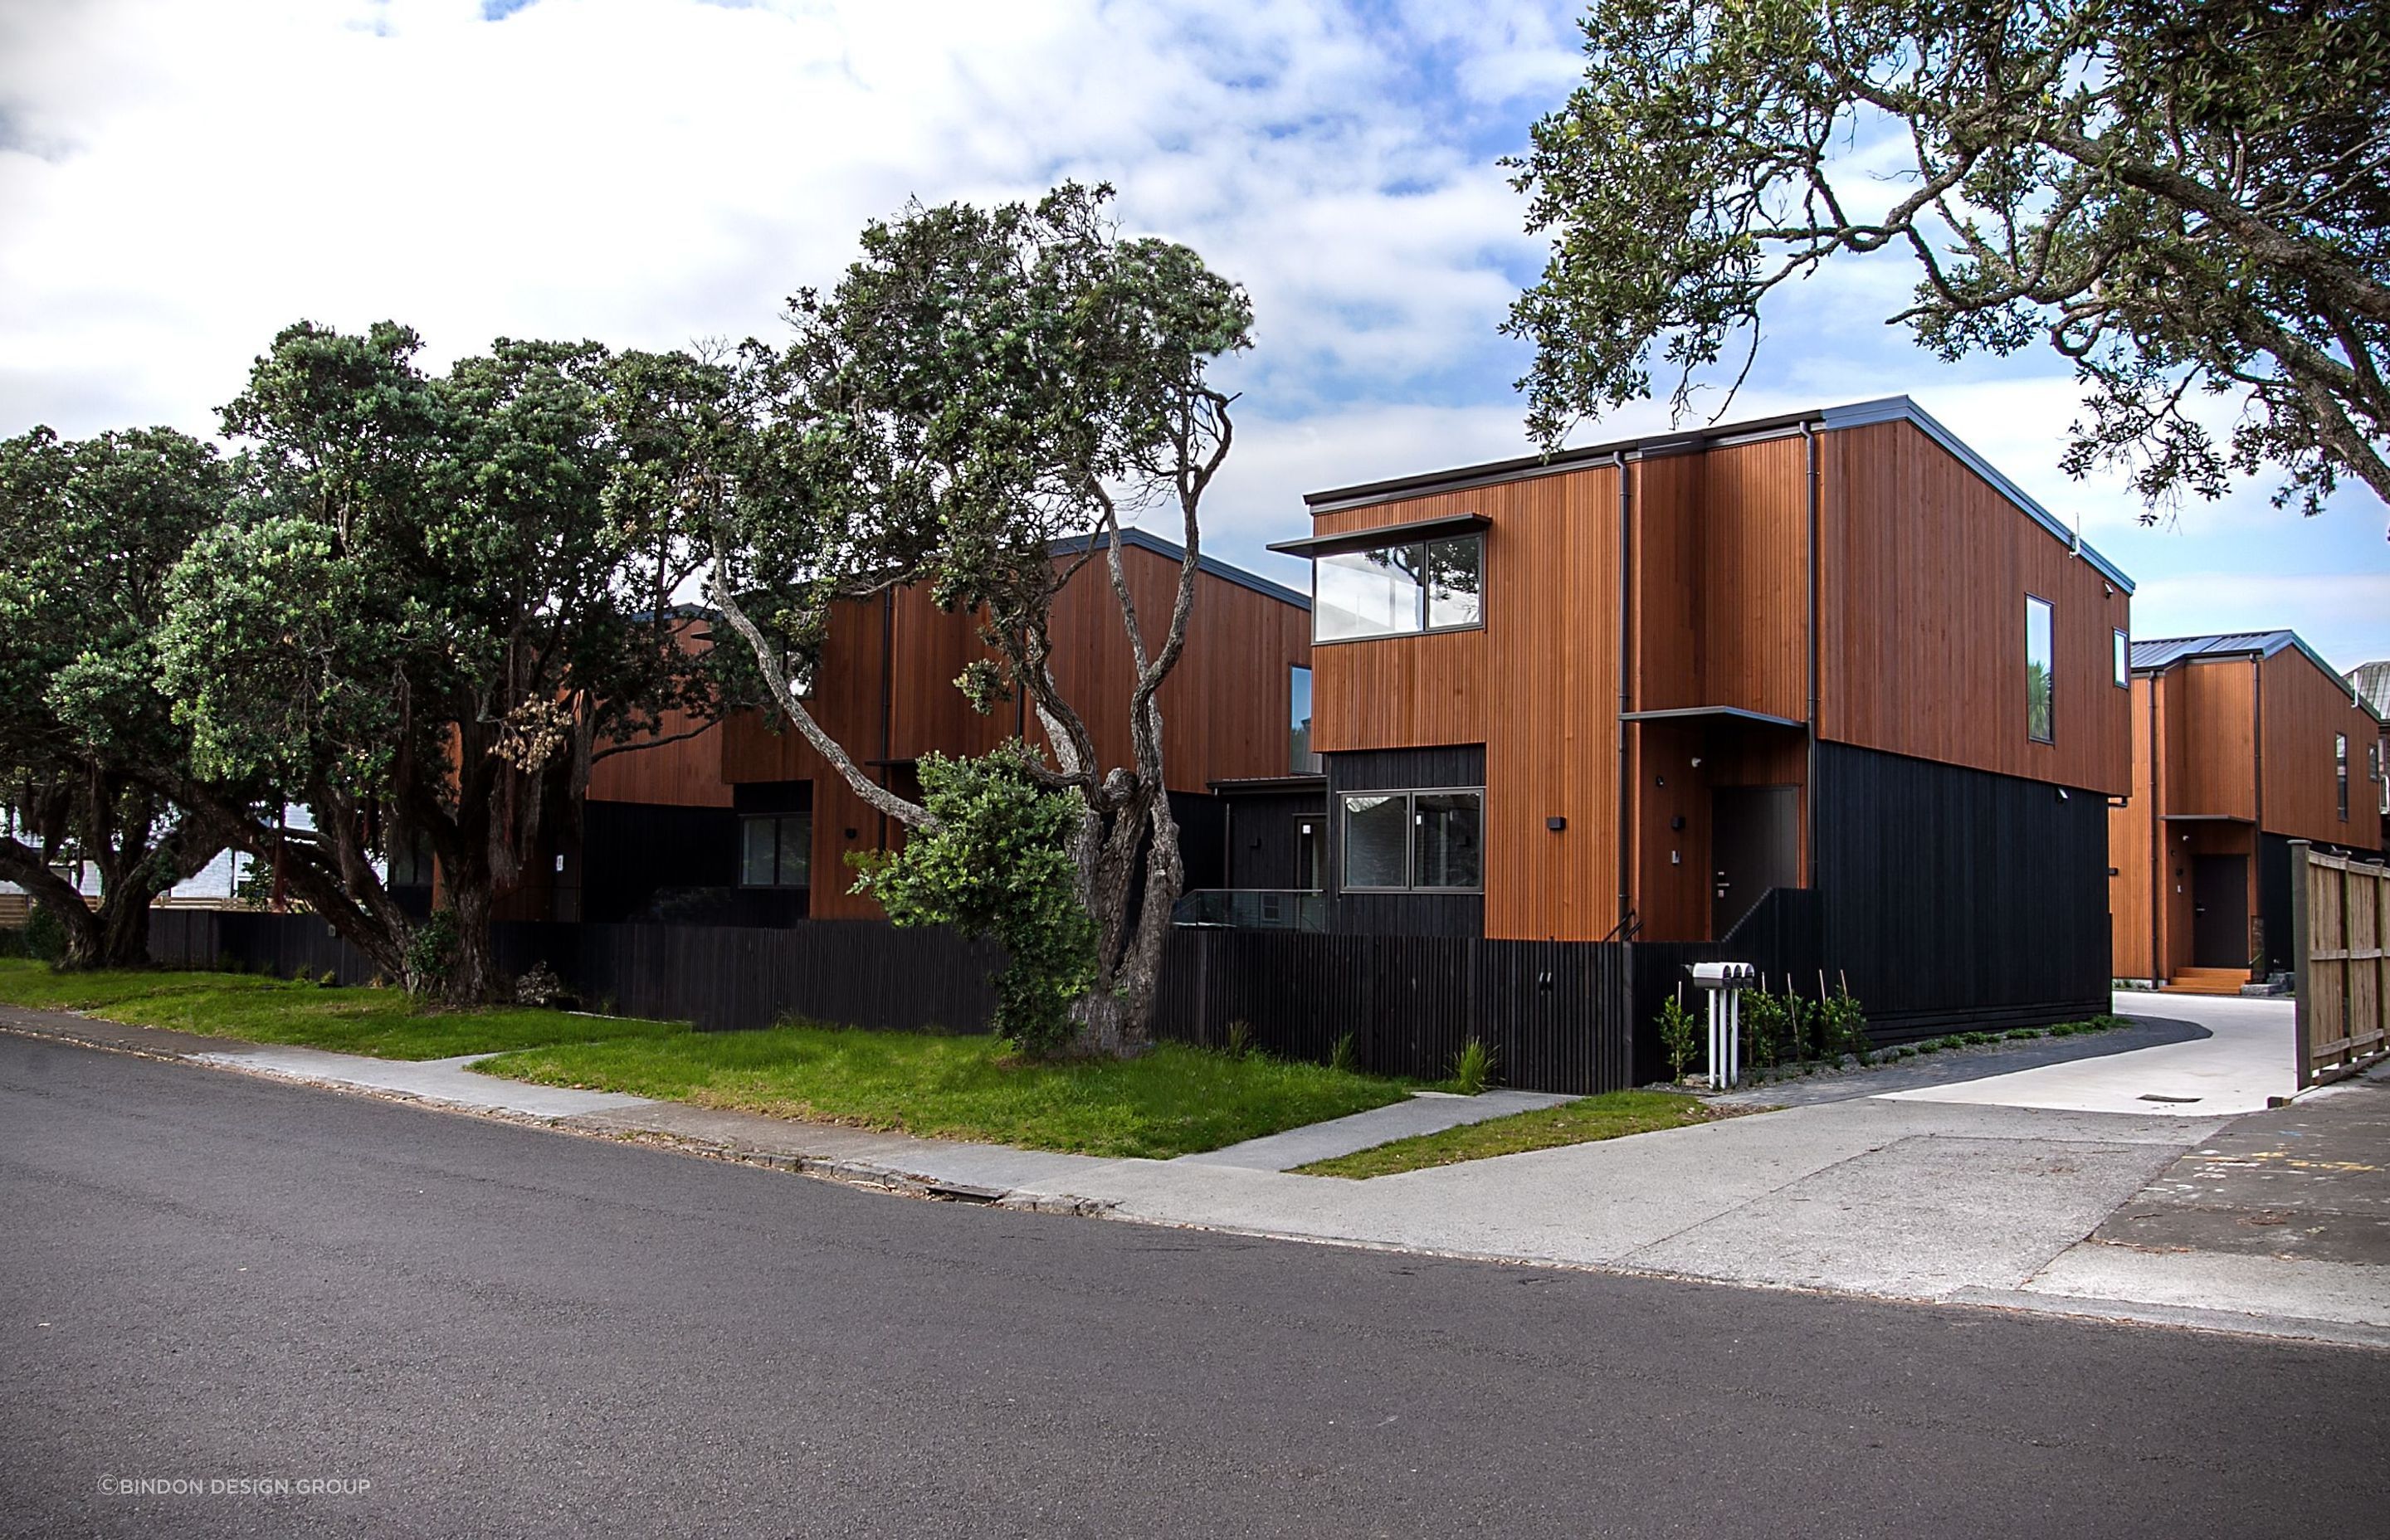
[1295, 1090, 1726, 1179]
[0, 959, 685, 1060]
[477, 1026, 1412, 1161]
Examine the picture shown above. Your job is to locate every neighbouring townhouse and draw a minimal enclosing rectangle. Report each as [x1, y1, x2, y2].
[1228, 396, 2136, 1037]
[561, 529, 1314, 925]
[2110, 632, 2387, 992]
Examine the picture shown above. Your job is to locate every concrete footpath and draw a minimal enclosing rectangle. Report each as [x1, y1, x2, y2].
[7, 992, 2384, 1348]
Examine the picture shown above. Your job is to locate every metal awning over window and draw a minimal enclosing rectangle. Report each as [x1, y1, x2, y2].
[1266, 512, 1489, 559]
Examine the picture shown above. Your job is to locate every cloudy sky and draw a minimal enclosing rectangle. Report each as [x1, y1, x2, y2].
[2, 0, 2383, 668]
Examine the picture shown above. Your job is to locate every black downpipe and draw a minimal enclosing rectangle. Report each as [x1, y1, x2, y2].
[1801, 421, 1821, 889]
[1615, 452, 1634, 933]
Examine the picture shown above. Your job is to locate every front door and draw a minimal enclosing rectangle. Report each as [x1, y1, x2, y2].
[1712, 786, 1800, 939]
[2192, 854, 2249, 968]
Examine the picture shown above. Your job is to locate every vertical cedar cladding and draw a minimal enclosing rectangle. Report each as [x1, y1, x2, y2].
[1818, 420, 2130, 795]
[2107, 673, 2158, 979]
[1631, 436, 1809, 721]
[715, 541, 1314, 918]
[2166, 659, 2259, 820]
[2259, 646, 2381, 846]
[1308, 464, 1622, 943]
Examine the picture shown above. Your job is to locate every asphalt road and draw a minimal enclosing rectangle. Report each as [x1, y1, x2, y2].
[3, 1033, 2383, 1540]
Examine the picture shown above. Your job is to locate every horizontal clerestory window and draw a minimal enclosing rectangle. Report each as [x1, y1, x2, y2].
[1314, 534, 1482, 642]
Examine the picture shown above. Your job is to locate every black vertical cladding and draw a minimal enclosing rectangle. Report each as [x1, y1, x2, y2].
[1168, 792, 1229, 894]
[580, 802, 742, 924]
[1216, 784, 1329, 890]
[1324, 744, 1487, 937]
[1805, 740, 2111, 1032]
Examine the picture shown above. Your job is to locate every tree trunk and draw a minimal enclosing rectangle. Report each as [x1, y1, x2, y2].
[443, 884, 500, 1008]
[0, 837, 100, 966]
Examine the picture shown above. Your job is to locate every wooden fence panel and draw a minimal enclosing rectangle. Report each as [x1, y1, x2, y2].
[2294, 842, 2390, 1088]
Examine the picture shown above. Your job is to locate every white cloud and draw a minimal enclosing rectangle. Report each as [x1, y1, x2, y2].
[0, 0, 1568, 440]
[1, 0, 2375, 651]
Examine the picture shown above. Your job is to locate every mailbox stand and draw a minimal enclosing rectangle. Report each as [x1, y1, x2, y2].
[1689, 962, 1758, 1090]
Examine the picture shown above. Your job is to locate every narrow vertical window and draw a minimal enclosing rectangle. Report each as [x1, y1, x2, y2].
[2026, 595, 2055, 743]
[2337, 733, 2349, 821]
[1290, 665, 1319, 773]
[2114, 629, 2129, 688]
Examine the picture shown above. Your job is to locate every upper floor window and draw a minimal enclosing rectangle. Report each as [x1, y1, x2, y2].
[1339, 788, 1483, 893]
[2338, 733, 2349, 821]
[739, 812, 812, 889]
[2026, 595, 2054, 743]
[1314, 534, 1483, 643]
[1290, 665, 1319, 773]
[2114, 629, 2129, 688]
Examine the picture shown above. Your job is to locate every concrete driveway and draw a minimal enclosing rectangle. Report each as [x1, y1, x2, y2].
[1880, 992, 2294, 1116]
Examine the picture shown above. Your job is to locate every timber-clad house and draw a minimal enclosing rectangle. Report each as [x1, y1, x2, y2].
[2110, 631, 2387, 992]
[1226, 396, 2139, 1036]
[556, 529, 1315, 927]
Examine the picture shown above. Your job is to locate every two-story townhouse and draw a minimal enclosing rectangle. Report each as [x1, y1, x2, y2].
[2112, 632, 2387, 992]
[1254, 396, 2135, 1036]
[571, 529, 1314, 926]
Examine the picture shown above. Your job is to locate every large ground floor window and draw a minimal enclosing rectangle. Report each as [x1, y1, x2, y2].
[1340, 789, 1482, 892]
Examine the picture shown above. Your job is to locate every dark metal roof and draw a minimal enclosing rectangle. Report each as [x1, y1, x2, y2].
[2129, 631, 2300, 670]
[1049, 526, 1310, 610]
[2133, 630, 2383, 719]
[1207, 773, 1328, 795]
[1266, 512, 1489, 558]
[1297, 394, 2135, 595]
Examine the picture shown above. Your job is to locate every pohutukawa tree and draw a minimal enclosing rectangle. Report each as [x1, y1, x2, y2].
[160, 322, 735, 1002]
[708, 183, 1252, 1059]
[0, 426, 237, 966]
[1506, 0, 2390, 526]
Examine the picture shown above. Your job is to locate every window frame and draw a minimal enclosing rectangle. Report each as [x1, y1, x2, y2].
[737, 811, 814, 889]
[1289, 664, 1319, 773]
[2113, 628, 2129, 689]
[2025, 592, 2056, 744]
[1310, 533, 1486, 646]
[2336, 732, 2349, 822]
[1337, 786, 1485, 894]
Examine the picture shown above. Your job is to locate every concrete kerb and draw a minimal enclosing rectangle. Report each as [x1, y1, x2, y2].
[9, 1001, 2383, 1349]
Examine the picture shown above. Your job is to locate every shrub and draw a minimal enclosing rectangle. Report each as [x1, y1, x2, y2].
[850, 745, 1095, 1057]
[1223, 1018, 1256, 1060]
[1657, 987, 1702, 1081]
[1451, 1037, 1496, 1094]
[1739, 986, 1786, 1070]
[1816, 980, 1870, 1062]
[513, 962, 574, 1009]
[22, 904, 67, 964]
[1329, 1031, 1358, 1075]
[404, 910, 459, 997]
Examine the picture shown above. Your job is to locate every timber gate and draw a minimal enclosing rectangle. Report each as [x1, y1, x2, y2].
[2291, 841, 2390, 1089]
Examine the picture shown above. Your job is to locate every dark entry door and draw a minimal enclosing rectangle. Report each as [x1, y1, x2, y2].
[2192, 855, 2249, 968]
[1712, 786, 1800, 939]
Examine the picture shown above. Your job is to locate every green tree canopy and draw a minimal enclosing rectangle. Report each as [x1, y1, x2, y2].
[161, 321, 739, 1000]
[710, 183, 1252, 1057]
[1507, 0, 2390, 523]
[0, 426, 237, 965]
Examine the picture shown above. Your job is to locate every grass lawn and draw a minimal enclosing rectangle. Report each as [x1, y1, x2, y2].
[476, 1026, 1414, 1160]
[1295, 1089, 1726, 1179]
[0, 958, 686, 1060]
